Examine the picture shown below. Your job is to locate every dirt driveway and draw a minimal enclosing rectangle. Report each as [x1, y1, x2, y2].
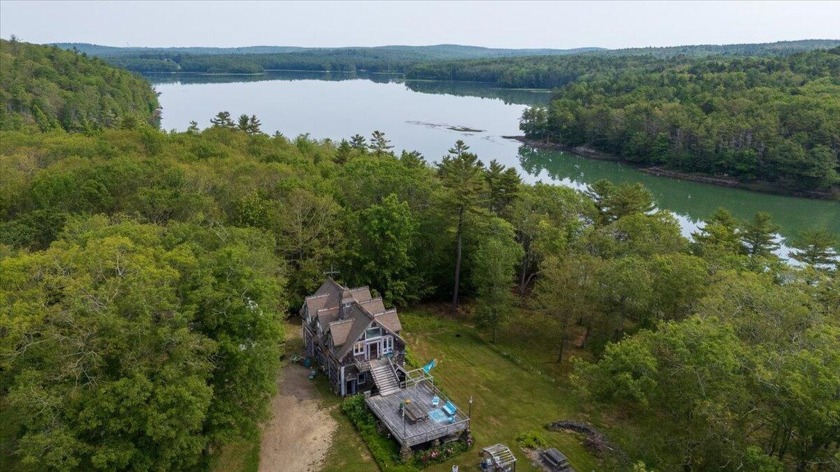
[259, 350, 337, 471]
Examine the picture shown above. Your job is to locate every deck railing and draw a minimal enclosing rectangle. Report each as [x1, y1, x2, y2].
[400, 366, 434, 388]
[400, 416, 470, 447]
[365, 378, 471, 447]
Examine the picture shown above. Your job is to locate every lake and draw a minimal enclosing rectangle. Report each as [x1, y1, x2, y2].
[147, 71, 840, 253]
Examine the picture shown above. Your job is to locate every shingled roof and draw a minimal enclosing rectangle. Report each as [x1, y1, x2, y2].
[304, 278, 405, 360]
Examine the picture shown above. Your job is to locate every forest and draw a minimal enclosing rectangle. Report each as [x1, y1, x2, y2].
[518, 48, 840, 195]
[1, 40, 839, 471]
[0, 39, 160, 131]
[54, 40, 839, 75]
[55, 43, 601, 74]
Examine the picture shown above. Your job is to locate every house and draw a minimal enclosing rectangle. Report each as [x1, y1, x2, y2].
[300, 278, 406, 396]
[301, 278, 471, 454]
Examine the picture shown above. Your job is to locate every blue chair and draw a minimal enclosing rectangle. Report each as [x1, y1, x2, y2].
[431, 395, 440, 407]
[442, 400, 457, 416]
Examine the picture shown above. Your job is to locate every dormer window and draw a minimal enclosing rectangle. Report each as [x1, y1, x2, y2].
[365, 326, 382, 339]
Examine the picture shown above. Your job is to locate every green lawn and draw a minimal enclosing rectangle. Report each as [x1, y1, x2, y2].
[319, 305, 615, 472]
[317, 381, 377, 472]
[208, 440, 260, 472]
[401, 306, 604, 472]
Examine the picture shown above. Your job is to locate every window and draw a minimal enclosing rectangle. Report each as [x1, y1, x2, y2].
[358, 373, 367, 384]
[382, 336, 394, 354]
[353, 342, 364, 356]
[365, 327, 382, 339]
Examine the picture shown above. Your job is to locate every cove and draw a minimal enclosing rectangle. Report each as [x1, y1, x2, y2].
[146, 71, 840, 248]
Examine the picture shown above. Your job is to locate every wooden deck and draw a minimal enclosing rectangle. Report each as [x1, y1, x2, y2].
[365, 380, 470, 448]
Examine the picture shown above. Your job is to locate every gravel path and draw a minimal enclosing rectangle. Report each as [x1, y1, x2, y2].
[259, 349, 337, 471]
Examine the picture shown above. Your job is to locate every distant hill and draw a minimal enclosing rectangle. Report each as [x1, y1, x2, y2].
[55, 42, 603, 59]
[602, 39, 840, 57]
[50, 40, 839, 76]
[0, 39, 160, 131]
[49, 43, 606, 74]
[53, 43, 309, 56]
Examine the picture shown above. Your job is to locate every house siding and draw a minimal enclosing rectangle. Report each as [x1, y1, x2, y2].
[300, 279, 406, 396]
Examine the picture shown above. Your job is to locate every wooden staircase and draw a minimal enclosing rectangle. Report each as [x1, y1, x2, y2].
[370, 358, 401, 396]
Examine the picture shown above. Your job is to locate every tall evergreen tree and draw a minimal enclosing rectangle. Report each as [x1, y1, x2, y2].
[741, 212, 780, 257]
[210, 111, 235, 128]
[791, 228, 839, 269]
[437, 144, 486, 312]
[485, 159, 522, 217]
[368, 130, 394, 156]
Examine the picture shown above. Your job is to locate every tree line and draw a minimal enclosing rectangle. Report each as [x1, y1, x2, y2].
[2, 40, 839, 471]
[518, 48, 840, 194]
[52, 40, 840, 76]
[60, 43, 597, 75]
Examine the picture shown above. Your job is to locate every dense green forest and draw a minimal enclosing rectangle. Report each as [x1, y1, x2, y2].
[55, 40, 839, 75]
[0, 39, 160, 131]
[56, 43, 601, 74]
[517, 48, 840, 195]
[405, 42, 840, 88]
[2, 41, 839, 471]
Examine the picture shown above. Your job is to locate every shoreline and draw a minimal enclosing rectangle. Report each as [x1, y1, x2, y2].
[503, 136, 839, 201]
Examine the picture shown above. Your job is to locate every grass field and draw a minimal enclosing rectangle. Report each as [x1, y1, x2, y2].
[208, 440, 261, 472]
[318, 304, 614, 472]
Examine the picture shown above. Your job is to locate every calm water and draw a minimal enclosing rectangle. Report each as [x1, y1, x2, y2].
[148, 72, 840, 251]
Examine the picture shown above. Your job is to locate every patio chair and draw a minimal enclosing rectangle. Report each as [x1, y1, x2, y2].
[431, 395, 440, 407]
[442, 400, 457, 416]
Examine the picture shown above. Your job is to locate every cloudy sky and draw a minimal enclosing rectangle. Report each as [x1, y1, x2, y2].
[1, 1, 838, 50]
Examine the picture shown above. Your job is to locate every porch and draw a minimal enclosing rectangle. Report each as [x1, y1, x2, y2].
[365, 379, 470, 448]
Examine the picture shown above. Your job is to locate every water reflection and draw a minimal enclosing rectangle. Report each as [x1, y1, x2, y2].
[146, 71, 840, 248]
[404, 80, 552, 107]
[518, 145, 840, 241]
[143, 70, 404, 86]
[144, 71, 551, 107]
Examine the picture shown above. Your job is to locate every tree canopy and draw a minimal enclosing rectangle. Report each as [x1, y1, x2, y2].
[0, 39, 160, 132]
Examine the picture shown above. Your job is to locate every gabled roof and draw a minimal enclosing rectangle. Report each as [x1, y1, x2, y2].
[317, 307, 340, 328]
[329, 319, 354, 346]
[374, 310, 402, 333]
[334, 305, 371, 356]
[333, 306, 405, 360]
[312, 278, 347, 310]
[348, 286, 373, 302]
[357, 298, 386, 315]
[303, 278, 405, 360]
[304, 293, 330, 315]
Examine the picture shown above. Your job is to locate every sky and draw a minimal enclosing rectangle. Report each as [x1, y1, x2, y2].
[1, 1, 838, 50]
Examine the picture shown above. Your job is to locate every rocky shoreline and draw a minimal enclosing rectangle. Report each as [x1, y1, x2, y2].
[502, 136, 838, 201]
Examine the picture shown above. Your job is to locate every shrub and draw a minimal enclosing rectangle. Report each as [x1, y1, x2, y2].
[341, 395, 417, 472]
[516, 430, 547, 449]
[412, 438, 472, 467]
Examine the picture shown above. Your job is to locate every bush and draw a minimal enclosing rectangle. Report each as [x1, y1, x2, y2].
[341, 395, 417, 471]
[516, 430, 547, 449]
[412, 437, 472, 468]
